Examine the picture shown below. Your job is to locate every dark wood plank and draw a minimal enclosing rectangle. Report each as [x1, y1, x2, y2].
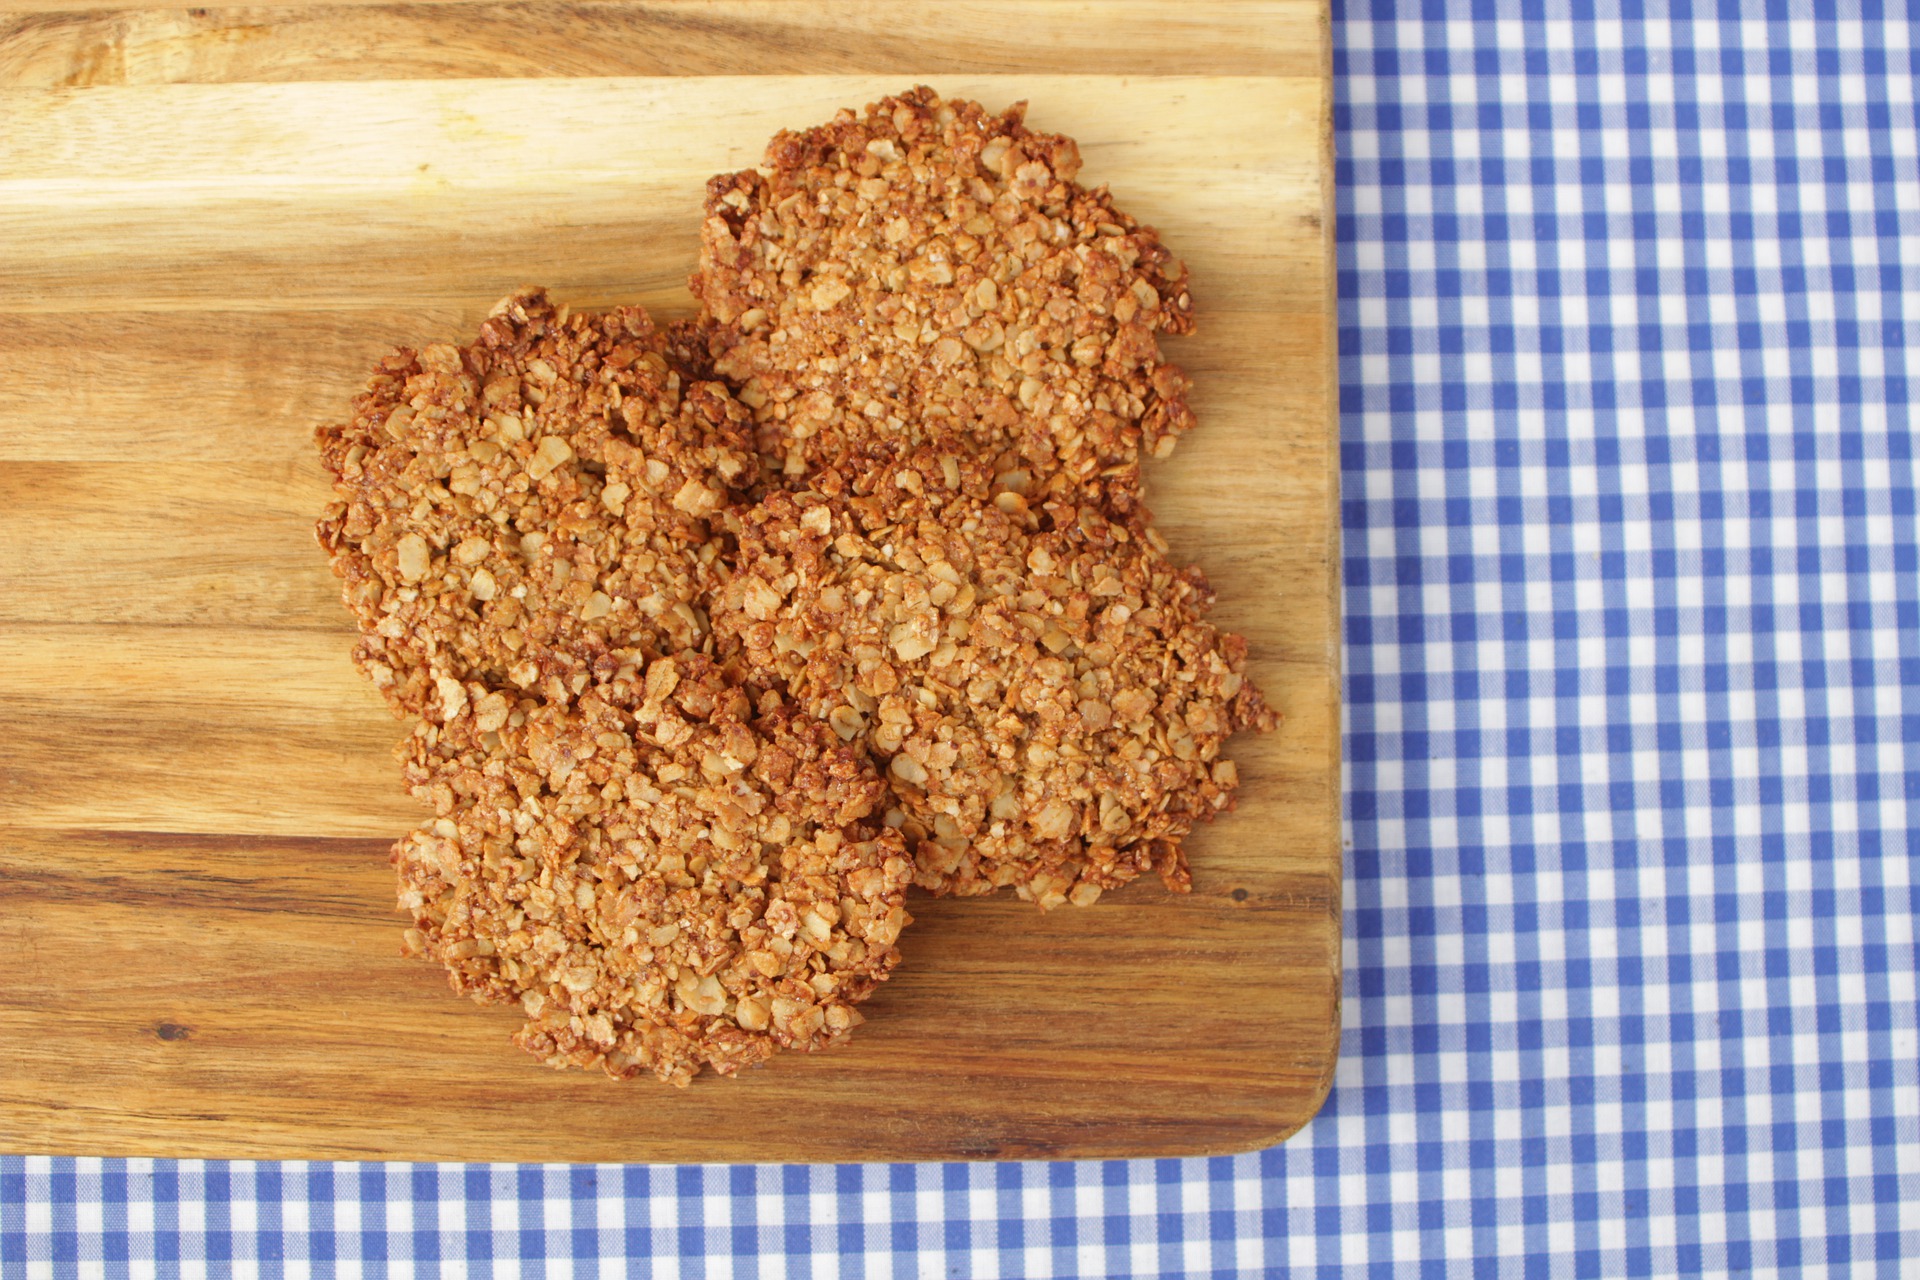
[0, 2, 1318, 84]
[0, 829, 1337, 1162]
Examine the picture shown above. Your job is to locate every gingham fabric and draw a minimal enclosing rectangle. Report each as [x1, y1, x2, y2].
[6, 5, 1920, 1276]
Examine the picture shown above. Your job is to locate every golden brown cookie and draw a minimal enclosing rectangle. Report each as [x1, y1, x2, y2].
[712, 451, 1273, 907]
[316, 288, 758, 723]
[394, 654, 912, 1084]
[689, 86, 1197, 518]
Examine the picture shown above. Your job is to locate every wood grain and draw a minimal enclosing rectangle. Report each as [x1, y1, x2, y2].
[0, 3, 1317, 82]
[0, 828, 1335, 1162]
[0, 10, 1339, 1163]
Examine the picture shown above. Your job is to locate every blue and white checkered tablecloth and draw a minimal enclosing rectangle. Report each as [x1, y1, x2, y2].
[6, 4, 1919, 1276]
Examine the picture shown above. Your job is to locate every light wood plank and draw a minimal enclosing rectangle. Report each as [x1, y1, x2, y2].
[0, 312, 1328, 460]
[0, 77, 1324, 315]
[0, 620, 1332, 842]
[0, 452, 1328, 638]
[1, 76, 1321, 180]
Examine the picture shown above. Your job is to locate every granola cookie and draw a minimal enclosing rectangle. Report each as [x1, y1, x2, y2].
[712, 450, 1274, 907]
[690, 86, 1197, 516]
[393, 654, 913, 1085]
[316, 288, 759, 723]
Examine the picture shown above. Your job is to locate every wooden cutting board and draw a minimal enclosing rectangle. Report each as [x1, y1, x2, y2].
[0, 2, 1338, 1163]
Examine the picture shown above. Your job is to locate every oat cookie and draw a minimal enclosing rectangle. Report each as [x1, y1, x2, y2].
[394, 654, 912, 1084]
[690, 86, 1197, 516]
[713, 450, 1274, 907]
[316, 288, 758, 723]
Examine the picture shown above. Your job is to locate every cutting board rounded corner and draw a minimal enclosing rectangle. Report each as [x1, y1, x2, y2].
[0, 12, 1338, 1166]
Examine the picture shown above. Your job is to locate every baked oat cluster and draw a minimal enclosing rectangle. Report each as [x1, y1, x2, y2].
[316, 288, 759, 722]
[316, 88, 1272, 1084]
[396, 656, 910, 1085]
[688, 85, 1198, 520]
[318, 289, 909, 1085]
[713, 450, 1272, 906]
